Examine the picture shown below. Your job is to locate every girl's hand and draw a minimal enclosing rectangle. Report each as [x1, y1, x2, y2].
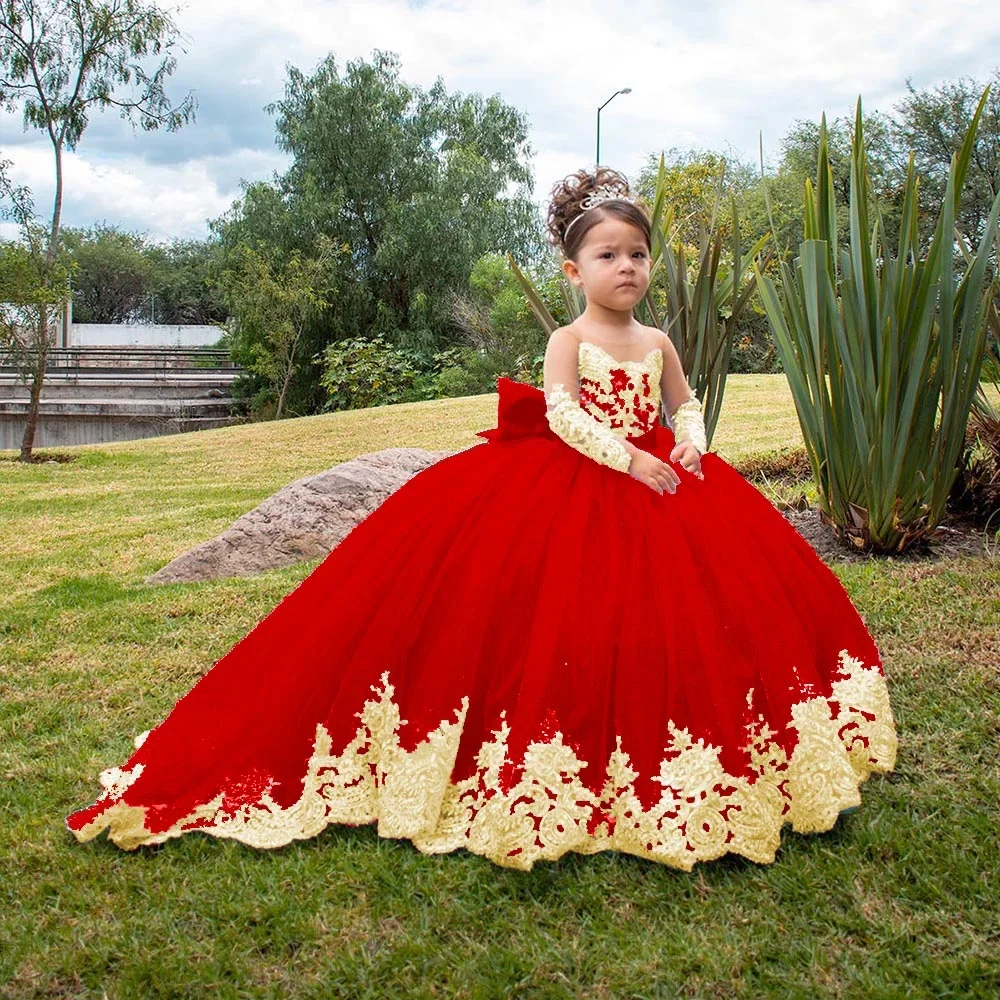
[628, 450, 681, 495]
[669, 441, 705, 481]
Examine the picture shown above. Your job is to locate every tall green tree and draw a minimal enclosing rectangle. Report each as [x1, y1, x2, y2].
[893, 69, 1000, 249]
[61, 225, 154, 323]
[217, 235, 343, 420]
[145, 238, 226, 325]
[0, 0, 195, 459]
[213, 49, 543, 414]
[0, 164, 71, 391]
[777, 109, 906, 254]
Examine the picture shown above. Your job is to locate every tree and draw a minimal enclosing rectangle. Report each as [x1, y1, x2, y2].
[635, 148, 746, 247]
[212, 49, 543, 414]
[893, 69, 1000, 251]
[61, 224, 155, 323]
[0, 158, 72, 449]
[0, 0, 195, 459]
[777, 109, 906, 253]
[630, 148, 783, 376]
[61, 226, 228, 325]
[146, 238, 226, 325]
[0, 163, 71, 393]
[217, 235, 343, 420]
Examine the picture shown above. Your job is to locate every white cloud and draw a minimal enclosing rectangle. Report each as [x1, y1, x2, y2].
[1, 143, 288, 241]
[1, 0, 998, 240]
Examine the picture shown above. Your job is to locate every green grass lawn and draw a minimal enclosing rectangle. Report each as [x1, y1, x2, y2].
[2, 374, 998, 999]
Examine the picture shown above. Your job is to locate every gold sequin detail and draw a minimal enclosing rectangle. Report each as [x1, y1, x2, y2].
[71, 651, 898, 871]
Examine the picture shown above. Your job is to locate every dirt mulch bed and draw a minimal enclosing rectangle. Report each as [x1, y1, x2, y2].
[733, 448, 996, 563]
[780, 505, 995, 564]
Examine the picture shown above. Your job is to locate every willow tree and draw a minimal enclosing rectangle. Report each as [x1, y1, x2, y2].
[0, 0, 195, 460]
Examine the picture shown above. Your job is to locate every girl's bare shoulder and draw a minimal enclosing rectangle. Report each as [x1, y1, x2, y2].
[641, 326, 673, 356]
[553, 321, 583, 340]
[546, 324, 584, 352]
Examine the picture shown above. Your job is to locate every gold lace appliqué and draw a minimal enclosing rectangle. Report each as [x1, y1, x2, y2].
[577, 341, 662, 440]
[544, 383, 633, 473]
[71, 651, 898, 871]
[670, 396, 708, 455]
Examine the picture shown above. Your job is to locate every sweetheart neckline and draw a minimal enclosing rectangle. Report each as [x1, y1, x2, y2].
[578, 341, 661, 368]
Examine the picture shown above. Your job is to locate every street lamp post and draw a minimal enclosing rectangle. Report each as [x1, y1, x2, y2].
[596, 87, 632, 166]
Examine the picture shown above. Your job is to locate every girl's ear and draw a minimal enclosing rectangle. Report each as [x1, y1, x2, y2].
[561, 258, 582, 287]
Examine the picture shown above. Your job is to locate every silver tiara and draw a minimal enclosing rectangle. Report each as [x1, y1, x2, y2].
[564, 184, 635, 238]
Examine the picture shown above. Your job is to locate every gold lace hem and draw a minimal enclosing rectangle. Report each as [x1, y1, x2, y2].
[70, 650, 897, 871]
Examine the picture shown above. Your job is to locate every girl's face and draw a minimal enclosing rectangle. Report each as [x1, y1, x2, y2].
[563, 215, 651, 311]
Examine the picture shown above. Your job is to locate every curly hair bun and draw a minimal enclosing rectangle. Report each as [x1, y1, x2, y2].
[545, 166, 633, 248]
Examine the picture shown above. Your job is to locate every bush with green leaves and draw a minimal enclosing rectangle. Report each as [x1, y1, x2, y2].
[317, 335, 431, 410]
[429, 345, 543, 398]
[434, 252, 550, 396]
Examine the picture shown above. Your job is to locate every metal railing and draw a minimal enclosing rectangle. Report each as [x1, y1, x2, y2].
[0, 346, 240, 374]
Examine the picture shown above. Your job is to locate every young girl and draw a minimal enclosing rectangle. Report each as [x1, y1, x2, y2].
[67, 167, 898, 872]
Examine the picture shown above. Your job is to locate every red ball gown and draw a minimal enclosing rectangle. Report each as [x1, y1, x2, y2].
[66, 342, 898, 871]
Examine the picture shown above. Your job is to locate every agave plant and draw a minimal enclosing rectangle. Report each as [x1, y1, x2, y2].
[507, 152, 770, 449]
[951, 299, 1000, 525]
[755, 90, 1000, 553]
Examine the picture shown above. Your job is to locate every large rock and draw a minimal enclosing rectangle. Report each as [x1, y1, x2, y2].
[146, 446, 459, 584]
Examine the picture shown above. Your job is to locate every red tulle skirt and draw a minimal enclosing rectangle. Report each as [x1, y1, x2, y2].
[66, 377, 897, 871]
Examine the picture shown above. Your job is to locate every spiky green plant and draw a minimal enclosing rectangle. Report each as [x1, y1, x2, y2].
[755, 90, 1000, 553]
[508, 154, 768, 449]
[952, 301, 1000, 525]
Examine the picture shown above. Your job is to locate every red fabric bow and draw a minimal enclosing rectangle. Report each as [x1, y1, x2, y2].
[474, 378, 554, 442]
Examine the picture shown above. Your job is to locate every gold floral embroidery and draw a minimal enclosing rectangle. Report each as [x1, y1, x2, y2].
[577, 341, 662, 439]
[542, 342, 666, 472]
[545, 383, 633, 473]
[71, 651, 898, 871]
[97, 762, 144, 800]
[670, 396, 708, 455]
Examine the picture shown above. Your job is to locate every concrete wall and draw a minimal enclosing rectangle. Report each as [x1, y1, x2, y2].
[70, 324, 223, 348]
[0, 409, 238, 449]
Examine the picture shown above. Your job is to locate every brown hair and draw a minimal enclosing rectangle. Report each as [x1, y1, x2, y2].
[545, 167, 651, 261]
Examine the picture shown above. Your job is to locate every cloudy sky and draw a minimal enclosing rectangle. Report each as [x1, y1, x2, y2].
[2, 0, 999, 243]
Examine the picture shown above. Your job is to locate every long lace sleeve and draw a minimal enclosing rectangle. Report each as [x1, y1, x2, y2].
[545, 383, 632, 473]
[669, 394, 707, 455]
